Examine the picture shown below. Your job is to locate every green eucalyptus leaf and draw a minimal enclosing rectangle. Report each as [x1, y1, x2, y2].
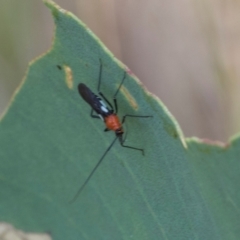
[0, 1, 239, 239]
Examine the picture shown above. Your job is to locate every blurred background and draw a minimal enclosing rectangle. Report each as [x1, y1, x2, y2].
[0, 0, 240, 142]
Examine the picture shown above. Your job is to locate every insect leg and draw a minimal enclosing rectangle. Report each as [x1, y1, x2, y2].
[119, 138, 144, 155]
[97, 59, 103, 92]
[97, 59, 114, 110]
[112, 72, 126, 114]
[119, 114, 153, 155]
[90, 109, 100, 119]
[69, 136, 118, 203]
[99, 92, 114, 110]
[122, 128, 128, 143]
[90, 108, 108, 131]
[113, 71, 126, 99]
[122, 114, 152, 124]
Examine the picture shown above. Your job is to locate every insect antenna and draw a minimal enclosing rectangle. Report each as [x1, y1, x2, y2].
[69, 136, 118, 203]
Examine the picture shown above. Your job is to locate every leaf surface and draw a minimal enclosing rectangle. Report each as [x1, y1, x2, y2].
[0, 1, 239, 239]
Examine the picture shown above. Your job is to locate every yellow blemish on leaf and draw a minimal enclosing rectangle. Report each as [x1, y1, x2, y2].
[120, 86, 138, 110]
[63, 65, 73, 89]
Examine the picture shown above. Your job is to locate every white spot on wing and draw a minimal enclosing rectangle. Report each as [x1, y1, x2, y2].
[100, 100, 109, 113]
[101, 106, 108, 113]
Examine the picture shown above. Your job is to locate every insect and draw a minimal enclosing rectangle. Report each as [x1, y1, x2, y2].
[70, 59, 152, 203]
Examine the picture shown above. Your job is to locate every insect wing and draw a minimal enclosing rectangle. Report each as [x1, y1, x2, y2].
[78, 83, 109, 115]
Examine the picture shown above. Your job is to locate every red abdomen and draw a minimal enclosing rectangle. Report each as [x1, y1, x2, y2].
[105, 114, 122, 131]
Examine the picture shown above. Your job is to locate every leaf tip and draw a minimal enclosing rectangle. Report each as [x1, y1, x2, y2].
[43, 0, 66, 20]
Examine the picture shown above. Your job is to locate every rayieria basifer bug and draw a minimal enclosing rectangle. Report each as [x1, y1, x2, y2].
[70, 59, 152, 203]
